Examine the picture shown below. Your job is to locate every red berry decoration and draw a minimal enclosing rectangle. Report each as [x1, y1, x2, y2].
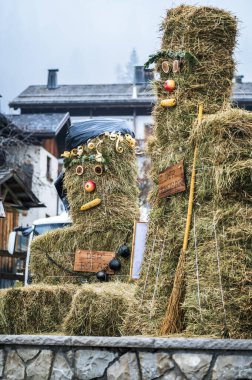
[164, 80, 176, 92]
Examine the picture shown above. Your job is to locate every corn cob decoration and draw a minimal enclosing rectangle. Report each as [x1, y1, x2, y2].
[80, 198, 102, 211]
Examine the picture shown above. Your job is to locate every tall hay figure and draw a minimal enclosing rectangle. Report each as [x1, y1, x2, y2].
[123, 5, 251, 338]
[30, 119, 139, 284]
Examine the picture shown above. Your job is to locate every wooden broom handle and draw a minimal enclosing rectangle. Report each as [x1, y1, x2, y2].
[182, 104, 203, 252]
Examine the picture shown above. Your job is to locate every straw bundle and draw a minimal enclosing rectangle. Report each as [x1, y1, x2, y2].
[63, 282, 136, 336]
[0, 285, 77, 334]
[182, 109, 252, 338]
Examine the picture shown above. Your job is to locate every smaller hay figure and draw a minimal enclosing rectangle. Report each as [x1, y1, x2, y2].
[30, 119, 139, 285]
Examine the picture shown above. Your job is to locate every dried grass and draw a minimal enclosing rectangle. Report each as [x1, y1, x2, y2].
[0, 285, 77, 334]
[63, 282, 136, 336]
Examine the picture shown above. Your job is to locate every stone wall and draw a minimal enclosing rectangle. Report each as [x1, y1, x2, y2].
[0, 336, 251, 379]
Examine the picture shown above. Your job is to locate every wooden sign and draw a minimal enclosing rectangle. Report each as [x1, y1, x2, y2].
[158, 160, 186, 198]
[74, 249, 115, 274]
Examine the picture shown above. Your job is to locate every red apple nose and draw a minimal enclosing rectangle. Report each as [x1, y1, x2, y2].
[164, 80, 176, 92]
[84, 180, 96, 193]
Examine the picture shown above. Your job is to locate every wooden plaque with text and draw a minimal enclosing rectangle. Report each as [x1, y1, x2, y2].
[74, 250, 115, 274]
[158, 160, 186, 198]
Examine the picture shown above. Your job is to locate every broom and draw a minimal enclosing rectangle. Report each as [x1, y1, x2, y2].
[160, 104, 203, 335]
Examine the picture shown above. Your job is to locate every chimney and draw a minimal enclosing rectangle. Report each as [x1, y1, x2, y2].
[144, 68, 154, 83]
[235, 75, 244, 84]
[134, 66, 145, 85]
[47, 69, 59, 89]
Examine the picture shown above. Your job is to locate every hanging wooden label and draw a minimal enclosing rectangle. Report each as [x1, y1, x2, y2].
[158, 160, 186, 198]
[74, 249, 115, 274]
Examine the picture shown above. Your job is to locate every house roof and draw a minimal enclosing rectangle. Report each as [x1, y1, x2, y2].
[9, 84, 155, 109]
[7, 113, 71, 137]
[231, 82, 252, 103]
[9, 82, 252, 110]
[0, 113, 37, 144]
[0, 169, 45, 209]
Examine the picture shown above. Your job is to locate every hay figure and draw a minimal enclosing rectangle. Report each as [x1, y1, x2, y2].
[123, 5, 252, 338]
[30, 119, 138, 285]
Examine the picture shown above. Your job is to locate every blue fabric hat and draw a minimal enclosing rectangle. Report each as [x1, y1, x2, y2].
[65, 118, 134, 150]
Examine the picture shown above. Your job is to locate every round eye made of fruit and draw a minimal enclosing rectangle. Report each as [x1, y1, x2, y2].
[161, 61, 170, 73]
[94, 164, 104, 176]
[76, 165, 84, 176]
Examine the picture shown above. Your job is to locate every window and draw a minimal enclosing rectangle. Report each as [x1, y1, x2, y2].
[46, 156, 52, 181]
[144, 123, 153, 140]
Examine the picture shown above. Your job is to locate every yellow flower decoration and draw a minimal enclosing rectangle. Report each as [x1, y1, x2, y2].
[61, 151, 71, 158]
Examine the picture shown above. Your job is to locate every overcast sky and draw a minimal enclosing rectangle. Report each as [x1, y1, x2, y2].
[0, 0, 251, 113]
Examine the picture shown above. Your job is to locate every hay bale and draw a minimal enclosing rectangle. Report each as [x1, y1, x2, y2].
[191, 108, 252, 202]
[0, 285, 77, 334]
[30, 134, 138, 285]
[63, 283, 135, 336]
[123, 5, 240, 336]
[0, 290, 8, 334]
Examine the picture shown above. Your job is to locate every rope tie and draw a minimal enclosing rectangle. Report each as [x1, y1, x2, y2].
[193, 212, 202, 320]
[140, 225, 158, 305]
[213, 221, 229, 337]
[150, 234, 167, 318]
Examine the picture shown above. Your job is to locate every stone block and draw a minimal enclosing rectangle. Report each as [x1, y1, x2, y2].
[159, 372, 186, 380]
[212, 355, 252, 380]
[26, 350, 53, 380]
[139, 352, 174, 379]
[107, 352, 140, 380]
[50, 352, 73, 380]
[0, 350, 4, 377]
[173, 353, 212, 380]
[4, 351, 25, 380]
[75, 349, 117, 380]
[17, 348, 40, 362]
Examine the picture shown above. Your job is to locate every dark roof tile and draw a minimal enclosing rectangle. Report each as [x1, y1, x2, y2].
[9, 82, 252, 109]
[6, 113, 70, 136]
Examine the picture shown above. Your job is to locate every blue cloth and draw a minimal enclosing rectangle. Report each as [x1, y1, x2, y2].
[65, 118, 135, 150]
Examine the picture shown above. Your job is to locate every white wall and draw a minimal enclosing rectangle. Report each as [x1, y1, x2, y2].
[7, 145, 59, 226]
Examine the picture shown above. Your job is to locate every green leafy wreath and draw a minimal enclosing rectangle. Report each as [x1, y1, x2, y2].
[144, 49, 198, 69]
